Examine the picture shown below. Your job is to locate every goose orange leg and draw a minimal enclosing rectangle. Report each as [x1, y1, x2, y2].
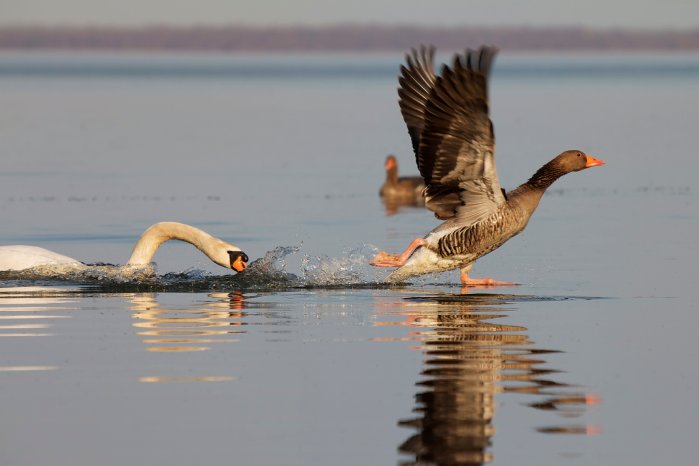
[370, 238, 426, 267]
[460, 269, 516, 287]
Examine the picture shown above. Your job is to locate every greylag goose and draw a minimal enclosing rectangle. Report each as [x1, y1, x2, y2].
[380, 154, 426, 203]
[371, 46, 604, 285]
[0, 222, 249, 272]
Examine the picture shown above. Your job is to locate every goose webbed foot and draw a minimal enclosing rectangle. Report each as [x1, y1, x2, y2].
[370, 251, 402, 267]
[460, 270, 517, 287]
[370, 238, 426, 268]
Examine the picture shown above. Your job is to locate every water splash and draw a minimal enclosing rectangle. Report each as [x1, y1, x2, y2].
[231, 244, 385, 289]
[226, 246, 304, 289]
[301, 244, 380, 287]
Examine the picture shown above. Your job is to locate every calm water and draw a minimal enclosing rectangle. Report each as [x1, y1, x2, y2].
[0, 51, 698, 465]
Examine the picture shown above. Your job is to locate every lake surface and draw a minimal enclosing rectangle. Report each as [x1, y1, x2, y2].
[0, 51, 698, 465]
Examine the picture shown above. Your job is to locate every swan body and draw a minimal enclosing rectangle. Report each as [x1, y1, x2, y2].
[372, 46, 605, 284]
[0, 222, 248, 273]
[0, 245, 83, 271]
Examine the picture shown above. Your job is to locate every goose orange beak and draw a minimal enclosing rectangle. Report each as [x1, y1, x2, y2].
[585, 155, 605, 168]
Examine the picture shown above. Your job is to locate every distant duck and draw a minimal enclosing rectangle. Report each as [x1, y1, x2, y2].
[371, 46, 604, 285]
[0, 222, 248, 273]
[380, 154, 425, 203]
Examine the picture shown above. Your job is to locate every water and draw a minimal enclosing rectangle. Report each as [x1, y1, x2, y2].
[1, 51, 698, 465]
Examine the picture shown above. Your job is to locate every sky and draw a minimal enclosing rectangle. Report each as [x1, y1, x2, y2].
[1, 0, 699, 29]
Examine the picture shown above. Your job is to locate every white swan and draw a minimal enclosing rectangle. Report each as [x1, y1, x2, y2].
[0, 222, 249, 273]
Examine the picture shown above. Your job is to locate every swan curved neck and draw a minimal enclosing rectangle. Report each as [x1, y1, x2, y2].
[127, 222, 225, 266]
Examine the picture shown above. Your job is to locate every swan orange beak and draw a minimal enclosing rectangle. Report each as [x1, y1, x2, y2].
[232, 257, 247, 272]
[228, 251, 249, 273]
[585, 155, 605, 168]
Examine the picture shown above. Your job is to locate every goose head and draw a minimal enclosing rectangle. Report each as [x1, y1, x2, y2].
[553, 150, 605, 173]
[385, 154, 398, 177]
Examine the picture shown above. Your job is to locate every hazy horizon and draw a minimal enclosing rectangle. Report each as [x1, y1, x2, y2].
[4, 24, 699, 52]
[2, 0, 699, 29]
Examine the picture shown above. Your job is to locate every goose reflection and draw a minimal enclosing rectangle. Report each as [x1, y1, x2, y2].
[382, 197, 426, 217]
[130, 291, 249, 383]
[378, 293, 601, 465]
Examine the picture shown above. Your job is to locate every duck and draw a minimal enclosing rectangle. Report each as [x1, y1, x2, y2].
[370, 46, 605, 285]
[0, 222, 249, 273]
[379, 154, 425, 204]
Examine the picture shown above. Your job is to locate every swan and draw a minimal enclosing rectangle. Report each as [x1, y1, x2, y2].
[370, 46, 604, 285]
[0, 222, 249, 273]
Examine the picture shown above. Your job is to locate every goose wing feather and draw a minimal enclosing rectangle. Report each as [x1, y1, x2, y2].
[416, 46, 506, 223]
[397, 46, 438, 168]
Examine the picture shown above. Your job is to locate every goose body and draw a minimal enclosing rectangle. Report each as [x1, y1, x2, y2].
[379, 154, 425, 203]
[372, 46, 604, 284]
[0, 222, 248, 273]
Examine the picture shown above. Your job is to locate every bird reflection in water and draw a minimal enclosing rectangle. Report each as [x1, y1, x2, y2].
[375, 293, 601, 465]
[382, 196, 426, 217]
[130, 291, 248, 383]
[0, 287, 76, 373]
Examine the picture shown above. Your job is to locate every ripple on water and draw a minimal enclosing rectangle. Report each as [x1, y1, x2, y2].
[405, 293, 609, 305]
[0, 287, 77, 374]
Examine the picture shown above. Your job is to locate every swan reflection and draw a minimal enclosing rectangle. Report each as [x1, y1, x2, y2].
[130, 291, 249, 383]
[138, 375, 235, 383]
[0, 365, 57, 372]
[375, 293, 601, 465]
[0, 286, 76, 371]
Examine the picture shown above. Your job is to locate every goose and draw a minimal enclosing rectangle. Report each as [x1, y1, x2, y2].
[379, 154, 425, 204]
[0, 222, 249, 273]
[370, 46, 604, 285]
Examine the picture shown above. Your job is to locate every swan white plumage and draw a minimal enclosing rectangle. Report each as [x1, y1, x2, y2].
[0, 222, 249, 273]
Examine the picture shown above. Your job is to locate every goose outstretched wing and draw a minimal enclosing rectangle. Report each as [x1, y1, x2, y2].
[398, 46, 505, 223]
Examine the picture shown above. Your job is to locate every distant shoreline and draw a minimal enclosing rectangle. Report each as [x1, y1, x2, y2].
[2, 24, 699, 52]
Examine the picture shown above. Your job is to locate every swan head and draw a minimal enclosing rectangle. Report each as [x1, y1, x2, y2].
[226, 249, 249, 273]
[207, 239, 248, 272]
[201, 233, 247, 272]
